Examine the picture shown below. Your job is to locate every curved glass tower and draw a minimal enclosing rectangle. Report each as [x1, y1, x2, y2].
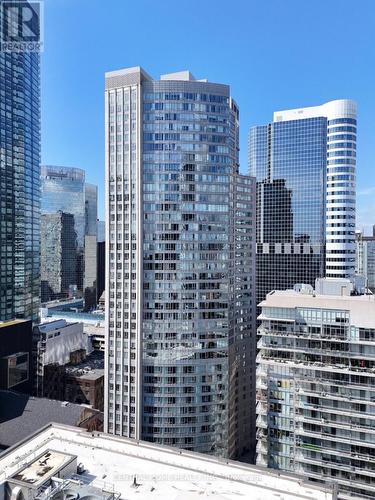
[272, 100, 357, 279]
[0, 49, 40, 320]
[249, 99, 357, 312]
[105, 67, 255, 458]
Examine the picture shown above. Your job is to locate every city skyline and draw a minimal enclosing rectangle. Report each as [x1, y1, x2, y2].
[1, 1, 375, 497]
[40, 0, 375, 231]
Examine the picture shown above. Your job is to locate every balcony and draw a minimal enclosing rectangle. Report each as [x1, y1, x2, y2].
[297, 386, 375, 408]
[256, 389, 268, 402]
[256, 401, 267, 415]
[256, 366, 268, 377]
[302, 468, 375, 496]
[256, 453, 268, 467]
[256, 428, 267, 440]
[295, 449, 375, 480]
[256, 414, 268, 429]
[256, 440, 268, 454]
[256, 376, 268, 390]
[296, 400, 375, 420]
[294, 413, 375, 435]
[296, 425, 354, 444]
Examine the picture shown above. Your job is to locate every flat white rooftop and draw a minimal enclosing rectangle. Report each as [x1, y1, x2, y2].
[273, 99, 357, 122]
[260, 290, 375, 328]
[0, 424, 333, 500]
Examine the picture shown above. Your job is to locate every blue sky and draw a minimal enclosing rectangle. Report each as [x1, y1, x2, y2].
[42, 0, 375, 231]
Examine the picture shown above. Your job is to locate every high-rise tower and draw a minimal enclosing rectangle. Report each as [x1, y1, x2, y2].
[40, 166, 98, 305]
[249, 100, 357, 308]
[104, 67, 256, 458]
[0, 28, 41, 320]
[256, 279, 375, 499]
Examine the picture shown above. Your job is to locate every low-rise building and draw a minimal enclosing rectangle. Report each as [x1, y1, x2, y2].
[64, 353, 104, 410]
[0, 423, 334, 500]
[32, 319, 91, 396]
[0, 392, 102, 450]
[0, 320, 32, 394]
[256, 278, 375, 498]
[40, 307, 105, 352]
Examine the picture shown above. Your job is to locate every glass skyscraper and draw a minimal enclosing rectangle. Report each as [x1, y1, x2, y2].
[249, 117, 327, 309]
[105, 67, 256, 458]
[85, 183, 98, 237]
[249, 100, 357, 308]
[84, 183, 98, 309]
[0, 38, 40, 320]
[41, 166, 98, 304]
[41, 166, 86, 248]
[40, 211, 77, 302]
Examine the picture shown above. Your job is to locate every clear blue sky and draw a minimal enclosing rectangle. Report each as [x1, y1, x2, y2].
[41, 0, 375, 232]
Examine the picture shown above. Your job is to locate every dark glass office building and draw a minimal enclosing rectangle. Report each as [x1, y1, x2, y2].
[0, 49, 40, 320]
[40, 211, 77, 302]
[249, 117, 327, 308]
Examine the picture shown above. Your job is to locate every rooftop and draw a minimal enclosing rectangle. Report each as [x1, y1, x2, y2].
[273, 99, 357, 122]
[105, 67, 228, 93]
[260, 288, 375, 328]
[66, 368, 104, 381]
[41, 298, 84, 310]
[65, 351, 104, 379]
[105, 66, 206, 82]
[0, 319, 29, 329]
[0, 391, 96, 449]
[0, 424, 334, 500]
[35, 319, 77, 333]
[44, 310, 105, 325]
[10, 450, 76, 487]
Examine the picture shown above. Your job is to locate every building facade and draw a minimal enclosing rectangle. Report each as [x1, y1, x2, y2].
[41, 212, 77, 302]
[84, 184, 98, 309]
[105, 67, 256, 458]
[0, 320, 33, 394]
[249, 100, 357, 309]
[256, 280, 375, 498]
[97, 220, 105, 242]
[97, 240, 105, 304]
[64, 366, 104, 411]
[84, 234, 97, 309]
[0, 24, 40, 321]
[41, 166, 86, 247]
[41, 166, 98, 303]
[32, 319, 89, 396]
[356, 227, 375, 292]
